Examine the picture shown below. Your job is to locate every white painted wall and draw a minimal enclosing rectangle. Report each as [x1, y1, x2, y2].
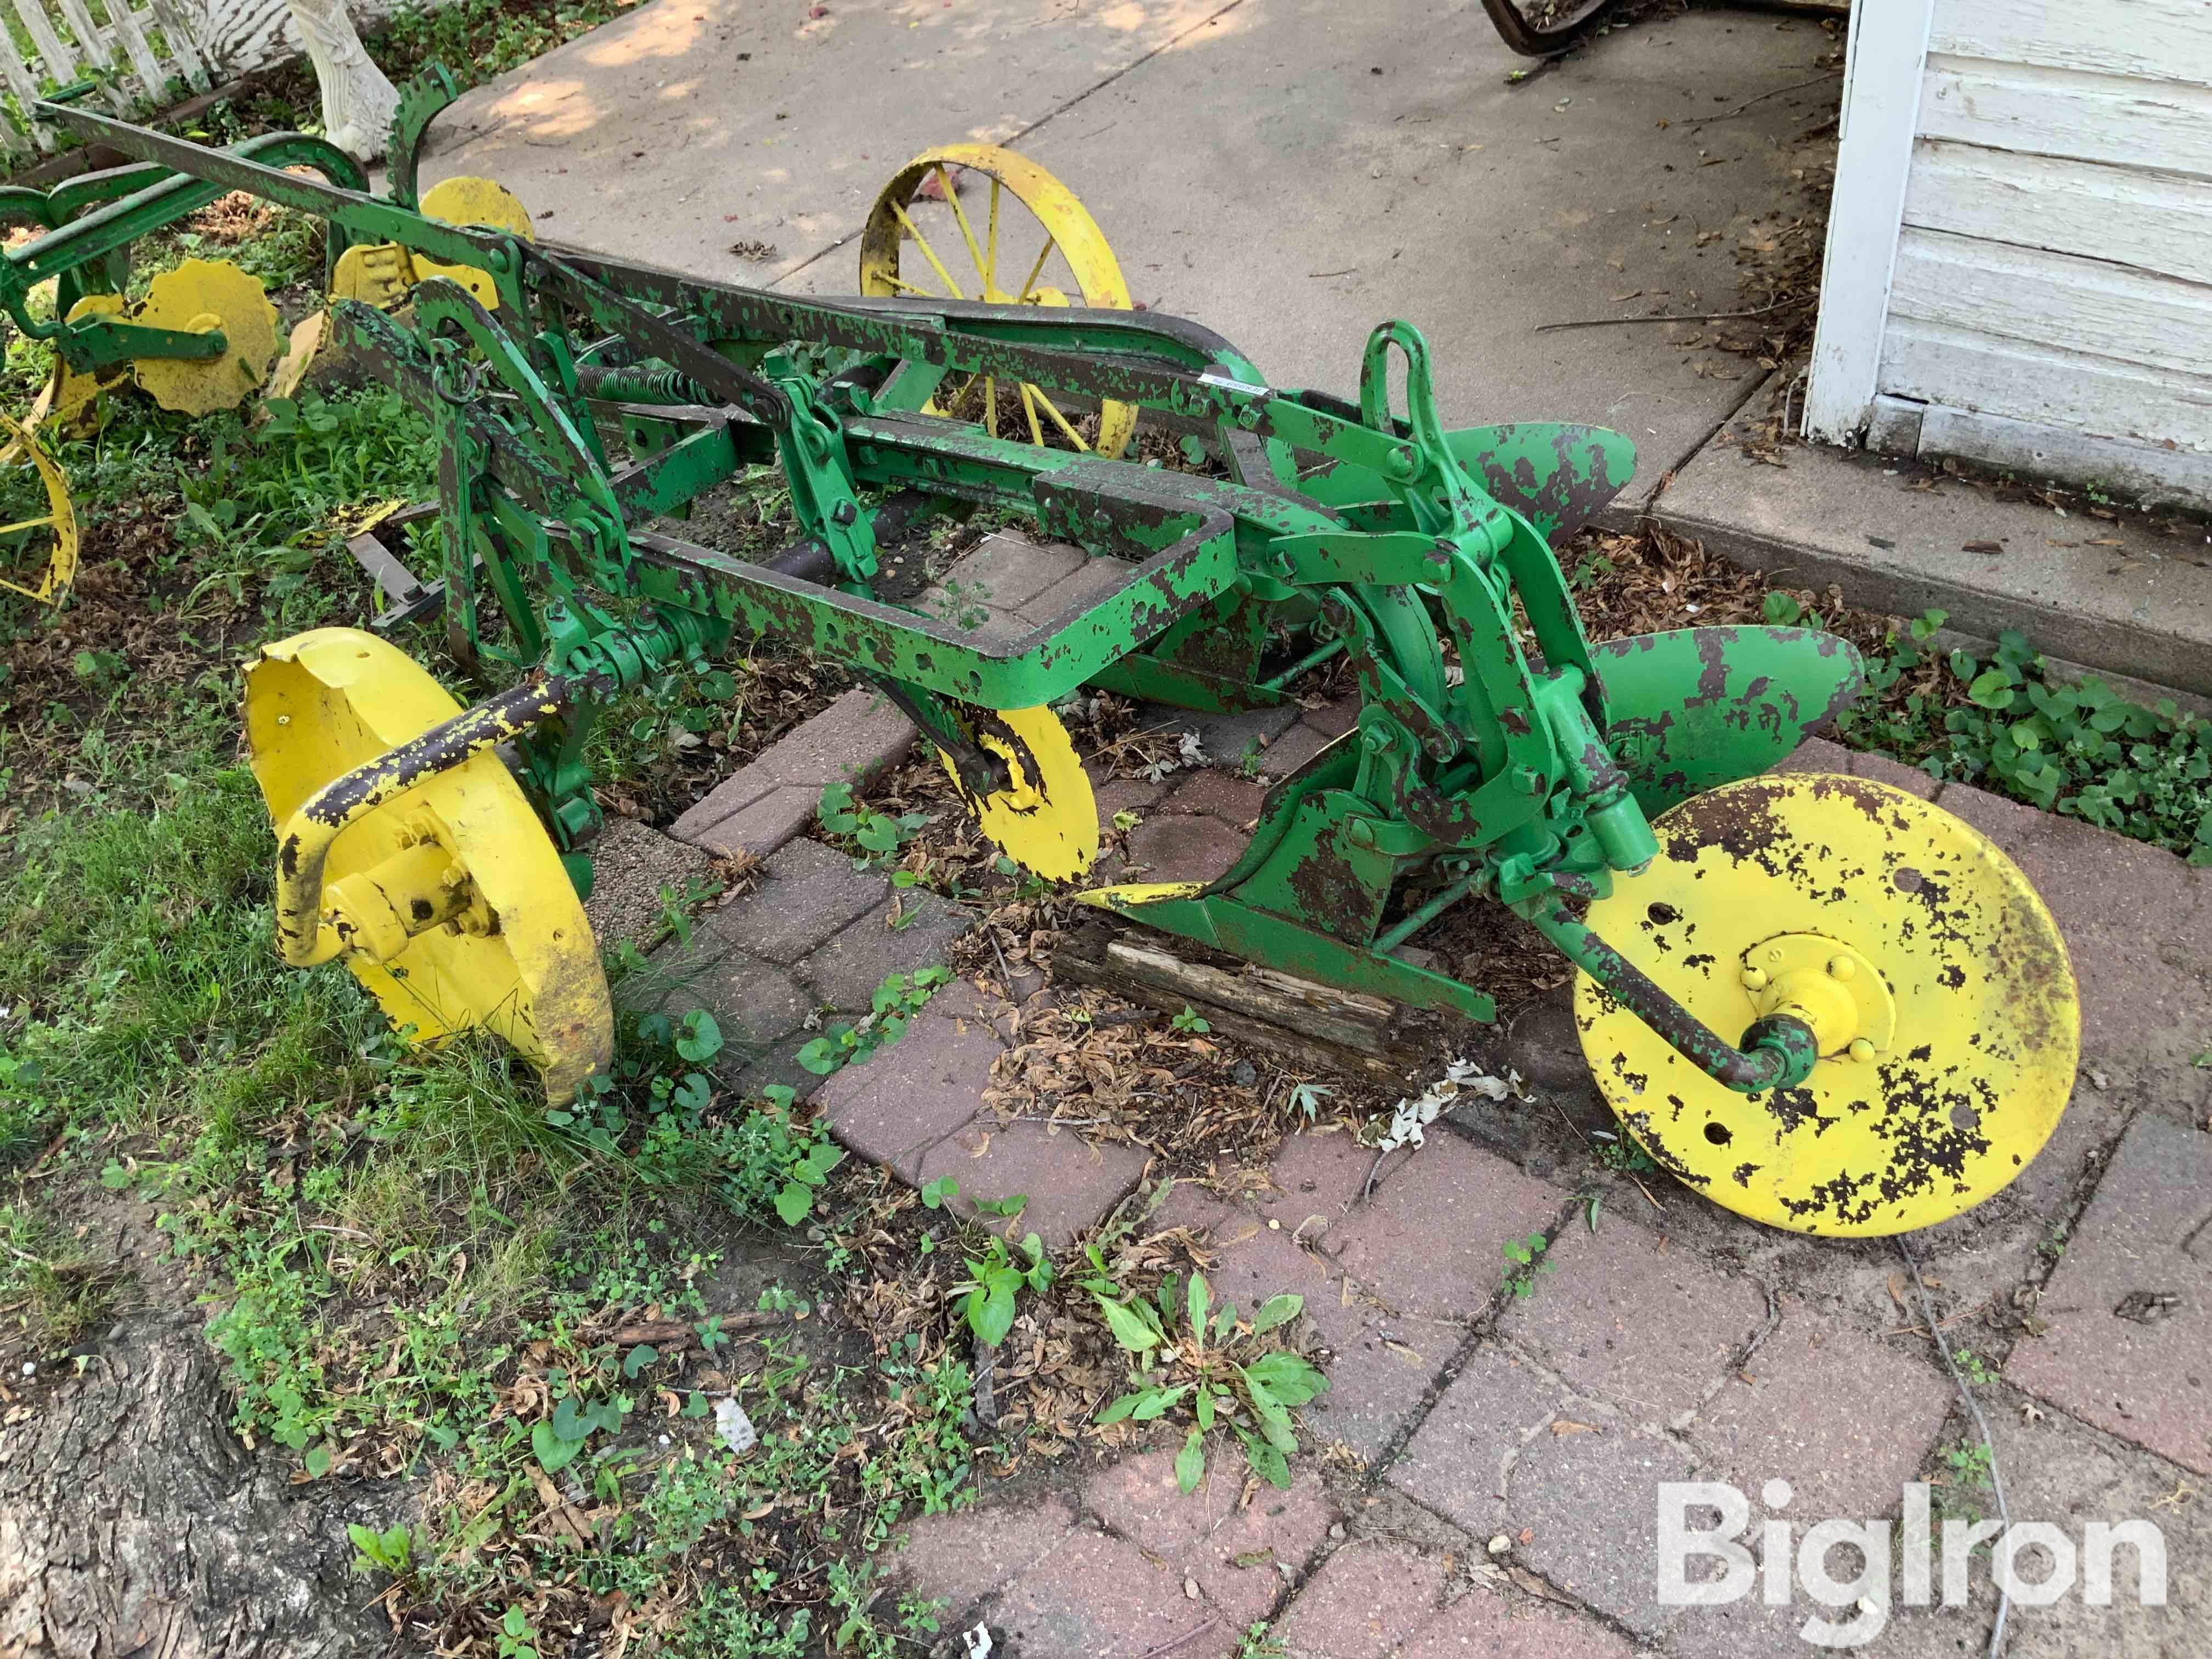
[1804, 0, 2212, 510]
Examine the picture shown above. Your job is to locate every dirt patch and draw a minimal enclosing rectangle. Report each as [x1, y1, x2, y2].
[580, 816, 716, 953]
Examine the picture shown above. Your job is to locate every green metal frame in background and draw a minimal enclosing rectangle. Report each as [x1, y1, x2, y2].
[19, 74, 1867, 1098]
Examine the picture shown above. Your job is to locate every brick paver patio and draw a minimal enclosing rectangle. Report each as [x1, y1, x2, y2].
[625, 681, 2210, 1656]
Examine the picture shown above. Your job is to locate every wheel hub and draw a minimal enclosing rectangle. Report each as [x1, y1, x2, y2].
[1738, 932, 1893, 1059]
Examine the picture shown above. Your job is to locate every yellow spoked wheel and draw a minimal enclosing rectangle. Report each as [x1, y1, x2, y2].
[0, 411, 78, 606]
[935, 701, 1098, 881]
[1573, 774, 2078, 1237]
[244, 628, 613, 1102]
[860, 145, 1136, 459]
[133, 258, 280, 415]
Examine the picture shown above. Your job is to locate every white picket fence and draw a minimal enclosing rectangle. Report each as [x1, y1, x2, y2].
[0, 0, 221, 154]
[0, 0, 430, 159]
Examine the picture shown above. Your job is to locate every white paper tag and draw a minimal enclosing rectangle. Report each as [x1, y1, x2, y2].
[713, 1397, 757, 1455]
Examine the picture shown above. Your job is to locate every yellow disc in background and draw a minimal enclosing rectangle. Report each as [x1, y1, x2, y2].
[1573, 773, 2078, 1237]
[936, 702, 1098, 882]
[131, 258, 280, 416]
[15, 294, 131, 441]
[414, 176, 534, 309]
[243, 628, 612, 1102]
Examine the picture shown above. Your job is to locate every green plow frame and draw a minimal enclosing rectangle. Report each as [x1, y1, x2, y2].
[27, 74, 1867, 1102]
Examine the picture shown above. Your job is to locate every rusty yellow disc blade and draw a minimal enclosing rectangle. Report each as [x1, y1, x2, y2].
[936, 702, 1097, 882]
[132, 258, 280, 415]
[414, 177, 533, 308]
[1573, 774, 2078, 1237]
[243, 629, 612, 1101]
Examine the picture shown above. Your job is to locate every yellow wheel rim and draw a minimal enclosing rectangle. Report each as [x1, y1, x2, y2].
[0, 411, 77, 606]
[243, 628, 613, 1102]
[1573, 774, 2078, 1237]
[936, 702, 1098, 882]
[413, 176, 534, 309]
[860, 144, 1136, 460]
[132, 258, 280, 415]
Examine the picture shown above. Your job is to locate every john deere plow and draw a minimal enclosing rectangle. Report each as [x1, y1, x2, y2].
[26, 71, 2078, 1238]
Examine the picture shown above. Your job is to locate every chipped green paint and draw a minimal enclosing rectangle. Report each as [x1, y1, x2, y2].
[38, 76, 1974, 1136]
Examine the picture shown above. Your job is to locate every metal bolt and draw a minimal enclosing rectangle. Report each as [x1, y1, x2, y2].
[1362, 726, 1392, 754]
[1741, 967, 1768, 991]
[1514, 766, 1544, 795]
[1849, 1039, 1875, 1063]
[1765, 945, 1785, 965]
[1424, 730, 1454, 759]
[831, 500, 858, 526]
[1273, 551, 1297, 579]
[1826, 955, 1856, 981]
[1346, 819, 1376, 847]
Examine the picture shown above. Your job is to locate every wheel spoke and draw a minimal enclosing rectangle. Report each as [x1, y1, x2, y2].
[1018, 382, 1046, 448]
[879, 273, 943, 298]
[1015, 233, 1055, 302]
[0, 515, 54, 536]
[984, 178, 1002, 293]
[1030, 386, 1091, 450]
[889, 202, 966, 299]
[937, 165, 991, 291]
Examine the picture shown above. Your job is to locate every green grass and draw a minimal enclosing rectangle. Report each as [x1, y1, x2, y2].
[0, 200, 971, 1652]
[1838, 607, 2212, 866]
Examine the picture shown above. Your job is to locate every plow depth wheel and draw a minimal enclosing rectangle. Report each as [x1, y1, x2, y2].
[244, 629, 613, 1102]
[1573, 774, 2078, 1237]
[860, 144, 1136, 459]
[934, 702, 1098, 882]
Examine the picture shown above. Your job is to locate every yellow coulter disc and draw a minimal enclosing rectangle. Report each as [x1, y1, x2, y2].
[936, 702, 1098, 882]
[413, 176, 534, 308]
[0, 411, 78, 606]
[1573, 774, 2078, 1237]
[243, 628, 613, 1102]
[132, 258, 280, 416]
[860, 144, 1136, 459]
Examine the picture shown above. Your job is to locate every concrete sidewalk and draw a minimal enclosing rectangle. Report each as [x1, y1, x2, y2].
[424, 0, 1838, 500]
[1648, 369, 2212, 704]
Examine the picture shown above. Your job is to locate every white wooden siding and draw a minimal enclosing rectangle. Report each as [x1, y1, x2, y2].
[1807, 0, 2212, 509]
[1918, 60, 2212, 182]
